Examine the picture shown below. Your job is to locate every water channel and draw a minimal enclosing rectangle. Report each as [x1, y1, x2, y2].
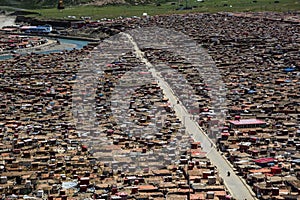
[0, 38, 90, 60]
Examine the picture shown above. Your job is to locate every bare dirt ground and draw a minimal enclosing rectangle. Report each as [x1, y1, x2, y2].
[0, 15, 16, 28]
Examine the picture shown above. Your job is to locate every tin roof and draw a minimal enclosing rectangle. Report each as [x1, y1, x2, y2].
[253, 157, 276, 164]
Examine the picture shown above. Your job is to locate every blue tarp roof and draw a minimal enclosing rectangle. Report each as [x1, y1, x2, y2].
[248, 90, 256, 94]
[283, 67, 295, 72]
[62, 181, 77, 189]
[291, 159, 300, 164]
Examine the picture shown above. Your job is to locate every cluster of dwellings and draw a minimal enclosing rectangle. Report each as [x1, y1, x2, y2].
[0, 34, 48, 52]
[19, 25, 53, 34]
[0, 11, 299, 200]
[133, 13, 299, 200]
[66, 11, 299, 199]
[0, 42, 230, 199]
[231, 12, 300, 23]
[1, 25, 53, 35]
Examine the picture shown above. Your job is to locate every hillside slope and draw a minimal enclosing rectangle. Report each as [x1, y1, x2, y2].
[0, 0, 93, 9]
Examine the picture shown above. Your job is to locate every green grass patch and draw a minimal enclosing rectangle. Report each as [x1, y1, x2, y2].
[0, 6, 22, 12]
[22, 0, 300, 20]
[30, 4, 176, 19]
[0, 0, 93, 9]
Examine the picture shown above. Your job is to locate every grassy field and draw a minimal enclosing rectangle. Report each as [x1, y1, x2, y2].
[11, 0, 300, 20]
[0, 0, 92, 9]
